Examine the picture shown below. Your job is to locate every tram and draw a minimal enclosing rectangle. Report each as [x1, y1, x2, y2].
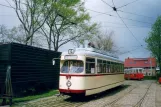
[124, 68, 144, 80]
[59, 48, 124, 96]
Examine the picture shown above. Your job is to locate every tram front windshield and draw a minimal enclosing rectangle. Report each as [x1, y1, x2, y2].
[61, 60, 84, 73]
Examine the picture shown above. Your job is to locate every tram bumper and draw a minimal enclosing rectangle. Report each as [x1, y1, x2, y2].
[59, 89, 86, 96]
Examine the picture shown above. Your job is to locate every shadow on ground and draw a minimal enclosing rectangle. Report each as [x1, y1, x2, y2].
[64, 84, 130, 103]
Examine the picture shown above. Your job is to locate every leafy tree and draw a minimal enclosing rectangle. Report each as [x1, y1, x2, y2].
[12, 0, 52, 45]
[39, 0, 93, 51]
[92, 31, 118, 54]
[71, 23, 98, 48]
[0, 25, 8, 43]
[145, 16, 161, 73]
[0, 25, 42, 47]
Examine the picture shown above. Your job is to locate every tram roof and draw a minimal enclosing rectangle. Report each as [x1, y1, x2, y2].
[62, 48, 123, 63]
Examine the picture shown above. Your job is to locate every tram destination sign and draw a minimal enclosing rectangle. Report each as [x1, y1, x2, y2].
[68, 49, 75, 54]
[65, 55, 77, 60]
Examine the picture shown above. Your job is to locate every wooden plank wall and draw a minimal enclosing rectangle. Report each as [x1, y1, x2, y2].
[0, 43, 61, 96]
[0, 44, 10, 95]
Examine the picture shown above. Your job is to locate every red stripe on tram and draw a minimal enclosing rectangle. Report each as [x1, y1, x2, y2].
[59, 89, 85, 94]
[60, 73, 124, 77]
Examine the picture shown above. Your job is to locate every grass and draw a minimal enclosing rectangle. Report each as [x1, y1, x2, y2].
[0, 89, 59, 106]
[143, 76, 157, 80]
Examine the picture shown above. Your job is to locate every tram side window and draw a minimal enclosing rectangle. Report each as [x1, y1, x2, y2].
[118, 64, 121, 72]
[122, 65, 124, 72]
[117, 64, 119, 73]
[86, 58, 95, 74]
[117, 64, 119, 72]
[97, 59, 102, 73]
[114, 64, 117, 73]
[119, 64, 123, 72]
[139, 69, 142, 73]
[106, 61, 110, 73]
[115, 64, 119, 73]
[114, 63, 117, 73]
[103, 60, 106, 73]
[110, 62, 114, 73]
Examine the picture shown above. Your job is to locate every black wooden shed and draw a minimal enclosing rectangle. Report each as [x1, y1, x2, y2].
[0, 43, 61, 97]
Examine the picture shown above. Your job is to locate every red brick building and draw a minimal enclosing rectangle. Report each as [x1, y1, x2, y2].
[124, 57, 157, 76]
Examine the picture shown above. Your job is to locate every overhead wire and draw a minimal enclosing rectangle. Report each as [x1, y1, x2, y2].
[120, 46, 142, 55]
[0, 2, 153, 25]
[101, 26, 150, 29]
[86, 8, 152, 25]
[119, 43, 148, 56]
[112, 0, 115, 7]
[117, 0, 140, 9]
[105, 0, 145, 57]
[88, 0, 150, 57]
[94, 0, 150, 57]
[101, 0, 113, 8]
[117, 10, 155, 19]
[111, 0, 143, 47]
[5, 0, 13, 7]
[115, 11, 143, 46]
[101, 21, 151, 28]
[0, 3, 14, 9]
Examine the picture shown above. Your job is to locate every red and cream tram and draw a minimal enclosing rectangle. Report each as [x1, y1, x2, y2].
[124, 68, 144, 80]
[59, 48, 124, 96]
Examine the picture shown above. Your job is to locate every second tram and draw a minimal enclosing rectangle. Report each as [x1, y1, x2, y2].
[124, 68, 144, 80]
[59, 48, 124, 96]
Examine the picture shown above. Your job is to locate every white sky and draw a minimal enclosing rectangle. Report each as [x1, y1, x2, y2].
[0, 0, 161, 61]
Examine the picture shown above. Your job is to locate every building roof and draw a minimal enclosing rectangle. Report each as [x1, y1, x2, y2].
[124, 57, 156, 68]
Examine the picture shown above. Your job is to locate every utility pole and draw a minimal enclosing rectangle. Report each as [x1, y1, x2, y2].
[150, 57, 152, 76]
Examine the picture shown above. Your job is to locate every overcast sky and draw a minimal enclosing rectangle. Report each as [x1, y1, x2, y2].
[0, 0, 161, 61]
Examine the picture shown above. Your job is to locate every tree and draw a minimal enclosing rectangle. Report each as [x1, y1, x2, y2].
[12, 0, 52, 45]
[92, 31, 118, 54]
[39, 0, 92, 51]
[72, 23, 98, 48]
[0, 25, 8, 43]
[7, 25, 26, 44]
[0, 25, 42, 47]
[145, 16, 161, 74]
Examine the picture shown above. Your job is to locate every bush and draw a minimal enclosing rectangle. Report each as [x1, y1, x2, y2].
[143, 76, 156, 80]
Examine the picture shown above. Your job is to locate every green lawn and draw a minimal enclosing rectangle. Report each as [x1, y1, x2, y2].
[143, 76, 157, 80]
[0, 90, 59, 106]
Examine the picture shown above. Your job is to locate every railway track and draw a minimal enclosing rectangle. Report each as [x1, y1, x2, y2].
[102, 84, 138, 107]
[134, 82, 153, 107]
[100, 81, 152, 107]
[45, 96, 88, 107]
[49, 83, 135, 107]
[22, 95, 90, 107]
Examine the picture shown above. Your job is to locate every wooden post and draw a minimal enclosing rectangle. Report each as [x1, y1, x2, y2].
[1, 65, 13, 106]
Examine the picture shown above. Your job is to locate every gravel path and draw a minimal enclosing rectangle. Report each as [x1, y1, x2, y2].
[156, 83, 161, 107]
[12, 80, 161, 107]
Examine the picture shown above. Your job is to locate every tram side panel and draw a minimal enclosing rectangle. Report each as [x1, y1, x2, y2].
[85, 74, 124, 96]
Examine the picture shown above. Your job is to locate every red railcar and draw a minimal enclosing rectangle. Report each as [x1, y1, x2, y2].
[124, 68, 144, 80]
[159, 77, 161, 84]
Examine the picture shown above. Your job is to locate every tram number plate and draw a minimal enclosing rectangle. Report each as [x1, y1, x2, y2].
[65, 55, 77, 59]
